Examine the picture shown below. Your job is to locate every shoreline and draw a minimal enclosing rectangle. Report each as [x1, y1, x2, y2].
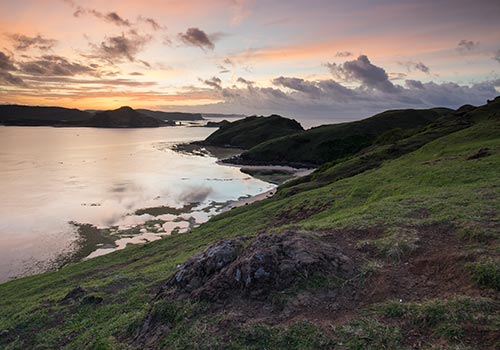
[220, 188, 276, 212]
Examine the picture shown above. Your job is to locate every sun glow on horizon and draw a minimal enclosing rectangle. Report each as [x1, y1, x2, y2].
[0, 0, 499, 118]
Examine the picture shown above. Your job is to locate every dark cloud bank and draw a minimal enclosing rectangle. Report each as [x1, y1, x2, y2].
[195, 55, 499, 121]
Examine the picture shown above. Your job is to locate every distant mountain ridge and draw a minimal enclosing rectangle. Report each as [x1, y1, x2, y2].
[136, 109, 203, 121]
[83, 106, 162, 128]
[0, 105, 203, 128]
[0, 105, 91, 125]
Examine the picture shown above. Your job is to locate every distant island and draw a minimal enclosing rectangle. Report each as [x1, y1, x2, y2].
[0, 105, 212, 128]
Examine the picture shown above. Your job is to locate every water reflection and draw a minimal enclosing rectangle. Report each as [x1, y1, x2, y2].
[0, 126, 274, 282]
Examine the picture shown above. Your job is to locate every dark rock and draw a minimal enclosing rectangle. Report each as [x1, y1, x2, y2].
[163, 231, 356, 301]
[205, 120, 230, 128]
[167, 237, 248, 293]
[0, 329, 9, 337]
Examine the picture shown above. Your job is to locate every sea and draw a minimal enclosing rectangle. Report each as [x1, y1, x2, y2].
[0, 125, 274, 282]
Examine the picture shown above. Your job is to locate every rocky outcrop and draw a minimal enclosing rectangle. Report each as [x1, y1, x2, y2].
[205, 120, 230, 128]
[161, 231, 356, 301]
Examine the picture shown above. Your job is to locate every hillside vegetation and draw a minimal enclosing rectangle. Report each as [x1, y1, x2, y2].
[0, 99, 498, 350]
[200, 114, 304, 149]
[237, 108, 452, 166]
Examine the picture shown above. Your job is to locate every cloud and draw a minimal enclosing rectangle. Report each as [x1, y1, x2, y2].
[63, 1, 166, 32]
[18, 55, 95, 76]
[237, 77, 254, 86]
[71, 5, 131, 26]
[102, 12, 131, 26]
[0, 51, 17, 71]
[457, 39, 479, 52]
[389, 72, 408, 81]
[187, 58, 499, 120]
[0, 51, 27, 87]
[218, 65, 230, 73]
[202, 76, 222, 89]
[405, 79, 425, 89]
[7, 34, 57, 51]
[0, 71, 26, 87]
[335, 51, 353, 58]
[272, 76, 322, 97]
[178, 28, 215, 51]
[327, 55, 399, 93]
[20, 75, 157, 87]
[90, 32, 151, 63]
[399, 61, 430, 74]
[412, 62, 430, 74]
[138, 16, 162, 31]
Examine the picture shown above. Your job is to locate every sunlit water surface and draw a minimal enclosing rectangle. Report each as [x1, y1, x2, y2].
[0, 126, 274, 282]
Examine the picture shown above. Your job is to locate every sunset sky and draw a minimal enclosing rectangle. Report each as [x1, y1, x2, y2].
[1, 0, 499, 121]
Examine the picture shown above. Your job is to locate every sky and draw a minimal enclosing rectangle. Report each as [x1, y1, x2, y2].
[0, 0, 499, 122]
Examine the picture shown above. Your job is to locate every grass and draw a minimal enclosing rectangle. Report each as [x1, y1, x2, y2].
[334, 317, 405, 350]
[157, 320, 332, 350]
[241, 107, 451, 166]
[467, 260, 500, 291]
[358, 227, 419, 261]
[0, 101, 498, 349]
[372, 296, 499, 343]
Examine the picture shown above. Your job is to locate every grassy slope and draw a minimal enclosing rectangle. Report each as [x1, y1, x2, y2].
[202, 114, 304, 149]
[239, 108, 452, 166]
[0, 104, 498, 349]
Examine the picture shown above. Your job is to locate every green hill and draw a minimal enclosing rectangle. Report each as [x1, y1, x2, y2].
[237, 108, 452, 166]
[0, 98, 498, 350]
[200, 114, 304, 149]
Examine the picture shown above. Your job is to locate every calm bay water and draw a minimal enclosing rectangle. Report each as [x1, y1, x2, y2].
[0, 126, 274, 282]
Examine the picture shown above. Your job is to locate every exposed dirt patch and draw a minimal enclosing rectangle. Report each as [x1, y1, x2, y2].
[467, 147, 491, 160]
[272, 200, 335, 227]
[357, 224, 487, 304]
[136, 224, 499, 349]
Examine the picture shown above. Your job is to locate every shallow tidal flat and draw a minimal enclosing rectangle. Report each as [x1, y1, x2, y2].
[0, 126, 274, 282]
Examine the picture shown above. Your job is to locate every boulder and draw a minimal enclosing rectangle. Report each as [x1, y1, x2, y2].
[163, 231, 355, 301]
